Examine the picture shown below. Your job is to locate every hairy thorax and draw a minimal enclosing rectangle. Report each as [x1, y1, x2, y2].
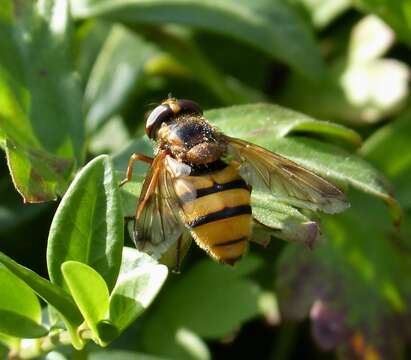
[157, 115, 227, 165]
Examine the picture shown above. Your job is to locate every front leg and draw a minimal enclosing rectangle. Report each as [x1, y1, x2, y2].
[119, 153, 153, 187]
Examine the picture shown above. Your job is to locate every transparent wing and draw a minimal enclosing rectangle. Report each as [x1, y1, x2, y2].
[134, 152, 189, 258]
[225, 136, 349, 214]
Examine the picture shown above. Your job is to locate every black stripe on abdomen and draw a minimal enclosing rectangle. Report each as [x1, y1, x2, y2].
[189, 159, 228, 176]
[187, 205, 252, 228]
[212, 236, 247, 248]
[196, 179, 250, 198]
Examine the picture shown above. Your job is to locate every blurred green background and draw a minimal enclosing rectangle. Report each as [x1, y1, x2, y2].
[1, 0, 411, 359]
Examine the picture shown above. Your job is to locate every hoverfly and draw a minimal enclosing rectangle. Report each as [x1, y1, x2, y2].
[120, 98, 349, 268]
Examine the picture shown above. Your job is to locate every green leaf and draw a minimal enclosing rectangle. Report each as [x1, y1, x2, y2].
[0, 0, 84, 202]
[276, 191, 411, 358]
[206, 103, 362, 147]
[62, 261, 112, 344]
[141, 256, 262, 359]
[70, 0, 325, 79]
[354, 0, 411, 46]
[0, 251, 84, 348]
[109, 247, 168, 332]
[47, 155, 124, 292]
[84, 24, 156, 133]
[0, 266, 48, 338]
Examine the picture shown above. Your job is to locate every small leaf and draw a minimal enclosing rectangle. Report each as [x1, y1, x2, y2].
[109, 248, 168, 332]
[62, 261, 111, 343]
[70, 0, 325, 78]
[0, 0, 85, 202]
[252, 191, 320, 248]
[47, 155, 123, 292]
[0, 266, 48, 338]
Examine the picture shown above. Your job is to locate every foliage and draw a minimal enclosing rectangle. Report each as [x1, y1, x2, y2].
[0, 0, 410, 359]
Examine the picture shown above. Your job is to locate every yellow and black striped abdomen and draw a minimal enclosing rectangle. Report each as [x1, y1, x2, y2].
[174, 161, 252, 265]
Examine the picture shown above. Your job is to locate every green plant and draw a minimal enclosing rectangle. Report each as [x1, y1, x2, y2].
[0, 0, 410, 359]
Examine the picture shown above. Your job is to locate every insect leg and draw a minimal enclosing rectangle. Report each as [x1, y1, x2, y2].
[119, 153, 153, 187]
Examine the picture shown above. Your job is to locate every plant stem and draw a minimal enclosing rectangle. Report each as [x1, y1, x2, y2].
[7, 329, 93, 360]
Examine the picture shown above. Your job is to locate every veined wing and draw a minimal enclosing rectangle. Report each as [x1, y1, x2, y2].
[225, 136, 349, 214]
[134, 151, 190, 258]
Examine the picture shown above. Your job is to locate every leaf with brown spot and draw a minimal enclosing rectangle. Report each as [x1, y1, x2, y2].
[0, 0, 84, 203]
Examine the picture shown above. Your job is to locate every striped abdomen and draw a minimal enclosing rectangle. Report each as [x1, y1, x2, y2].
[174, 161, 252, 265]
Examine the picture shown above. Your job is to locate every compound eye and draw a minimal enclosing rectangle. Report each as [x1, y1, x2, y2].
[177, 99, 203, 116]
[145, 104, 173, 139]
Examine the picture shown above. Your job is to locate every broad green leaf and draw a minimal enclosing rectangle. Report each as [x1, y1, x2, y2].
[206, 103, 362, 147]
[109, 247, 168, 332]
[0, 266, 47, 338]
[62, 261, 112, 344]
[47, 155, 123, 292]
[354, 0, 411, 46]
[276, 191, 411, 359]
[0, 251, 84, 347]
[141, 257, 262, 359]
[70, 0, 325, 79]
[360, 107, 411, 209]
[84, 25, 156, 133]
[0, 0, 84, 202]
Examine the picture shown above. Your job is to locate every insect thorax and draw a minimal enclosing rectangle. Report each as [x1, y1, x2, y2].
[158, 115, 227, 165]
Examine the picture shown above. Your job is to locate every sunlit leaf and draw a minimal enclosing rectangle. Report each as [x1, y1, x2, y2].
[62, 261, 113, 344]
[47, 155, 123, 292]
[0, 0, 84, 202]
[109, 247, 168, 332]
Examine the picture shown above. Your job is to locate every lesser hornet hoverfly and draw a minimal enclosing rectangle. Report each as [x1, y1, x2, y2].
[120, 98, 349, 269]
